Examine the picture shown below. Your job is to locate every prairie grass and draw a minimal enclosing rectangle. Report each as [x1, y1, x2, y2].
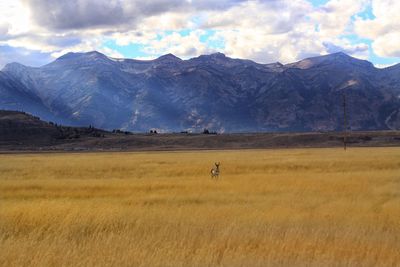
[0, 147, 399, 266]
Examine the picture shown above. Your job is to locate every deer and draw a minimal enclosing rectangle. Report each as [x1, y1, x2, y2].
[210, 162, 220, 179]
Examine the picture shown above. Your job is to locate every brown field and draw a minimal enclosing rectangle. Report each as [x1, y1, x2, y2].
[0, 147, 399, 266]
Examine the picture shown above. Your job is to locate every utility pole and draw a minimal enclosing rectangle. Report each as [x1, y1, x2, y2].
[342, 89, 347, 151]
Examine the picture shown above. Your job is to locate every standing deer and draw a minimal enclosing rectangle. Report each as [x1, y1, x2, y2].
[210, 162, 220, 179]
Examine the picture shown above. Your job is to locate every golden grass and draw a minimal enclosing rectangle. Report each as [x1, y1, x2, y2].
[0, 147, 399, 267]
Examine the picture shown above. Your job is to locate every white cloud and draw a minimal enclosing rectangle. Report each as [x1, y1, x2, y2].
[0, 0, 32, 36]
[98, 47, 124, 58]
[310, 0, 368, 38]
[143, 30, 212, 58]
[0, 23, 9, 39]
[0, 45, 53, 68]
[374, 62, 398, 69]
[354, 0, 400, 57]
[372, 32, 400, 57]
[49, 37, 105, 58]
[196, 0, 369, 63]
[323, 38, 369, 59]
[110, 31, 158, 46]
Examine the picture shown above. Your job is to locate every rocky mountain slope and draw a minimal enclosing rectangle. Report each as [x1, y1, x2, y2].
[1, 51, 399, 132]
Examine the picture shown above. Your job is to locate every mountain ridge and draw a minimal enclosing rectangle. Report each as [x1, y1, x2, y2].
[2, 51, 397, 71]
[1, 51, 399, 132]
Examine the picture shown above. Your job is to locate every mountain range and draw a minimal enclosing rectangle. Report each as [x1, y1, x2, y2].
[1, 51, 399, 132]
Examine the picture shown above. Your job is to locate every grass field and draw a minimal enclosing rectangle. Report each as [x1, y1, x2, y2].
[0, 147, 399, 266]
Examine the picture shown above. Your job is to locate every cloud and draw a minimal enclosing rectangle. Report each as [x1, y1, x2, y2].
[372, 32, 400, 57]
[24, 0, 147, 30]
[0, 23, 9, 40]
[354, 0, 400, 58]
[323, 40, 369, 59]
[98, 46, 124, 58]
[375, 62, 399, 69]
[0, 0, 31, 36]
[0, 45, 53, 68]
[22, 0, 248, 31]
[0, 0, 250, 62]
[0, 0, 397, 67]
[3, 33, 93, 56]
[194, 0, 369, 63]
[142, 30, 213, 58]
[199, 0, 318, 63]
[310, 0, 368, 37]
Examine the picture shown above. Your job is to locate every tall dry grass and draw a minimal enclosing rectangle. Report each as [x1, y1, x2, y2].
[0, 147, 399, 266]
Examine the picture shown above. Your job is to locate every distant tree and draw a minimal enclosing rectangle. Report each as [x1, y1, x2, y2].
[203, 129, 210, 134]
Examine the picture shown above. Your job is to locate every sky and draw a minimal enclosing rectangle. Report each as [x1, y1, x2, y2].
[0, 0, 399, 68]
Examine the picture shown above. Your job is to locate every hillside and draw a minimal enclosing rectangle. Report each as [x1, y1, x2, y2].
[1, 52, 400, 132]
[0, 110, 106, 148]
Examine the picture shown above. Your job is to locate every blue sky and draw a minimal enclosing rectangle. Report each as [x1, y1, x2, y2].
[0, 0, 399, 68]
[309, 0, 330, 6]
